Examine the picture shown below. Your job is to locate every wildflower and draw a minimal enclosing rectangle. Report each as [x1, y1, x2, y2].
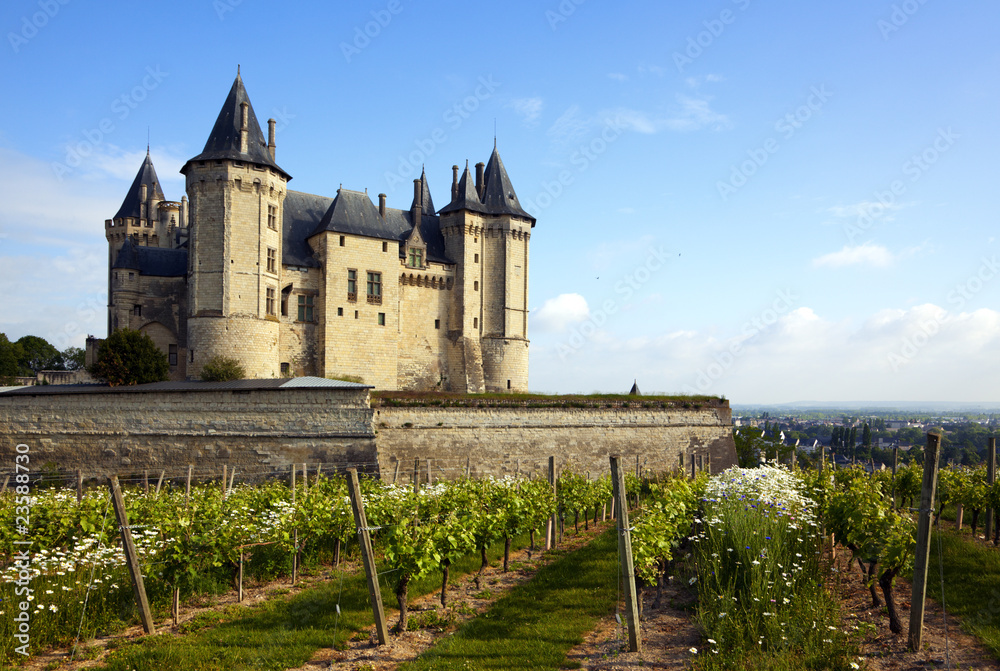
[689, 647, 698, 654]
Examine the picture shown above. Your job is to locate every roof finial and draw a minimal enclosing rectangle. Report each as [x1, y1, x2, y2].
[146, 126, 150, 155]
[494, 118, 497, 149]
[237, 64, 241, 77]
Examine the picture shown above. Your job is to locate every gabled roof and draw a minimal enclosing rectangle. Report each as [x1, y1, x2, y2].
[412, 168, 435, 216]
[113, 151, 165, 220]
[311, 189, 392, 239]
[439, 164, 489, 215]
[298, 187, 452, 265]
[181, 72, 291, 180]
[481, 146, 534, 223]
[112, 237, 188, 277]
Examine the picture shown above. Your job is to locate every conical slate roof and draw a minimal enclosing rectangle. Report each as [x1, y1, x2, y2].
[412, 168, 436, 216]
[629, 380, 641, 396]
[481, 146, 534, 222]
[182, 72, 290, 180]
[439, 165, 489, 215]
[113, 151, 165, 220]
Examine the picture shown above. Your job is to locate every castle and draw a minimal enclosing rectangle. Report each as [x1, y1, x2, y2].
[103, 72, 533, 392]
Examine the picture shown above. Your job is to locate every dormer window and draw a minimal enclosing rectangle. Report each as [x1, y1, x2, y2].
[407, 248, 423, 268]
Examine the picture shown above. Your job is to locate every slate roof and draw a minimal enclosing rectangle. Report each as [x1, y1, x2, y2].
[181, 73, 291, 180]
[481, 146, 534, 222]
[413, 167, 436, 216]
[439, 165, 489, 215]
[283, 190, 331, 268]
[113, 151, 165, 220]
[301, 188, 451, 264]
[112, 237, 188, 277]
[629, 380, 641, 396]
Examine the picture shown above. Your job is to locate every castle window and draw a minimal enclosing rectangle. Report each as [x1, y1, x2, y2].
[338, 307, 344, 317]
[474, 253, 479, 263]
[378, 312, 385, 326]
[366, 272, 382, 305]
[266, 287, 276, 315]
[407, 248, 423, 268]
[142, 234, 148, 245]
[266, 247, 277, 273]
[347, 269, 357, 301]
[281, 362, 290, 376]
[507, 379, 511, 390]
[434, 319, 440, 329]
[169, 344, 177, 367]
[267, 204, 278, 230]
[473, 317, 478, 328]
[339, 235, 345, 247]
[190, 349, 195, 363]
[382, 241, 388, 252]
[354, 310, 359, 319]
[474, 281, 479, 291]
[129, 272, 135, 280]
[297, 294, 314, 322]
[133, 304, 142, 317]
[151, 235, 158, 246]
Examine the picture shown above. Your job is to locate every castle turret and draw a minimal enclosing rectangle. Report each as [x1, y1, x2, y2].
[439, 147, 533, 392]
[477, 145, 533, 392]
[181, 70, 291, 379]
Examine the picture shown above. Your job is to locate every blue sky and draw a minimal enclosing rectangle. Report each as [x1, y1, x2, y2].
[1, 0, 998, 403]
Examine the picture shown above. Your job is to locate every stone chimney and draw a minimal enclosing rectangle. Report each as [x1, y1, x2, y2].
[412, 179, 422, 229]
[267, 118, 276, 160]
[239, 102, 249, 154]
[475, 162, 485, 200]
[378, 193, 386, 218]
[452, 165, 459, 200]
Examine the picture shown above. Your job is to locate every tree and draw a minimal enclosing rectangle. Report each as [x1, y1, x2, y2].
[61, 346, 86, 371]
[200, 355, 246, 382]
[0, 334, 22, 382]
[15, 335, 62, 374]
[89, 329, 169, 386]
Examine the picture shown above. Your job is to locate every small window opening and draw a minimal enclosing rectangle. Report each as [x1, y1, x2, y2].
[434, 319, 440, 329]
[339, 235, 345, 247]
[378, 312, 385, 326]
[338, 307, 344, 317]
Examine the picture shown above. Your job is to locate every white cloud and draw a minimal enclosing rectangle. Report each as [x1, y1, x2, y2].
[529, 303, 1000, 403]
[602, 94, 731, 134]
[531, 293, 590, 333]
[547, 105, 593, 145]
[607, 73, 628, 82]
[812, 243, 895, 268]
[506, 97, 544, 128]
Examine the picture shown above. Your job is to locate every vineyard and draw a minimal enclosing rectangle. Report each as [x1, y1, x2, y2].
[2, 453, 1000, 669]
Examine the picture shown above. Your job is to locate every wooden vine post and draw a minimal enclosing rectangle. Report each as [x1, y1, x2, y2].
[108, 475, 155, 634]
[546, 456, 556, 550]
[610, 456, 642, 653]
[908, 431, 941, 652]
[986, 437, 996, 541]
[76, 469, 83, 503]
[346, 468, 389, 645]
[290, 463, 298, 585]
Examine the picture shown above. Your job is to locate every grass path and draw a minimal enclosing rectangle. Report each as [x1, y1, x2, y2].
[926, 527, 1000, 660]
[398, 528, 619, 671]
[94, 535, 531, 671]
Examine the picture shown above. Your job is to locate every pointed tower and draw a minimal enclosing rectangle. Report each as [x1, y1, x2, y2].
[440, 147, 534, 392]
[478, 145, 533, 392]
[181, 71, 291, 379]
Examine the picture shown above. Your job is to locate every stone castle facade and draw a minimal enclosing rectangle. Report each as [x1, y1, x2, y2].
[103, 72, 533, 392]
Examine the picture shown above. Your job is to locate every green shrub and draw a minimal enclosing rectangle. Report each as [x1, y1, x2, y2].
[200, 355, 246, 382]
[89, 329, 169, 386]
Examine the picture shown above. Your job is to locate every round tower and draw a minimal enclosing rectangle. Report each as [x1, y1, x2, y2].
[181, 71, 291, 380]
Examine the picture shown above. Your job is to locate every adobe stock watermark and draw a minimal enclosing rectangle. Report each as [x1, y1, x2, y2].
[673, 0, 752, 73]
[717, 85, 832, 201]
[887, 255, 998, 372]
[51, 66, 169, 181]
[7, 0, 71, 54]
[556, 246, 672, 359]
[340, 0, 403, 63]
[546, 0, 585, 30]
[877, 0, 931, 40]
[11, 442, 34, 657]
[682, 289, 798, 393]
[522, 116, 626, 215]
[843, 127, 958, 244]
[382, 75, 500, 192]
